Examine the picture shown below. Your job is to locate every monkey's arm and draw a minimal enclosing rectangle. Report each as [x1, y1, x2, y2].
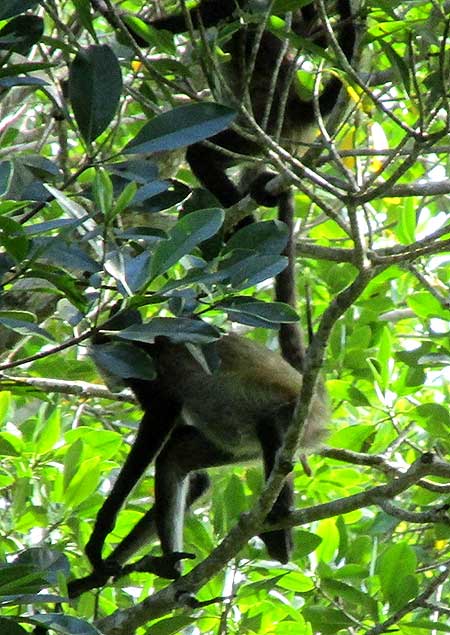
[85, 405, 179, 572]
[90, 0, 237, 41]
[150, 0, 237, 34]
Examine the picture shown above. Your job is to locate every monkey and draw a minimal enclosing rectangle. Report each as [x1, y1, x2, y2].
[65, 199, 329, 597]
[106, 0, 357, 209]
[66, 1, 344, 598]
[71, 321, 328, 594]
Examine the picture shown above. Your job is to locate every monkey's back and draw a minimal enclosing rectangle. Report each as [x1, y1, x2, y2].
[154, 334, 328, 458]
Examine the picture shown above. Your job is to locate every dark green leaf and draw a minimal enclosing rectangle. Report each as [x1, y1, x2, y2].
[33, 238, 99, 274]
[69, 45, 122, 143]
[0, 77, 48, 88]
[151, 208, 224, 278]
[14, 548, 70, 585]
[0, 1, 39, 20]
[0, 317, 54, 341]
[0, 161, 12, 195]
[219, 250, 288, 288]
[115, 318, 220, 345]
[104, 251, 151, 294]
[91, 342, 156, 381]
[224, 220, 288, 255]
[0, 216, 29, 261]
[0, 15, 44, 54]
[218, 298, 299, 328]
[302, 606, 354, 635]
[0, 618, 27, 635]
[125, 103, 236, 154]
[29, 614, 101, 635]
[0, 563, 47, 595]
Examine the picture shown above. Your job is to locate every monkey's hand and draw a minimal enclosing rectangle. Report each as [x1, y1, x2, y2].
[249, 170, 281, 207]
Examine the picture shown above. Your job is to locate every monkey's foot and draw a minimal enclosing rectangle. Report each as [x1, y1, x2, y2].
[124, 552, 196, 579]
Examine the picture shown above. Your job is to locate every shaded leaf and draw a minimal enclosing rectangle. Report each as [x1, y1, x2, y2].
[151, 208, 224, 278]
[0, 15, 44, 54]
[69, 45, 122, 143]
[116, 317, 220, 345]
[218, 297, 299, 328]
[0, 1, 40, 21]
[224, 220, 289, 255]
[125, 103, 236, 154]
[91, 342, 156, 381]
[0, 317, 54, 341]
[0, 617, 27, 635]
[29, 614, 101, 635]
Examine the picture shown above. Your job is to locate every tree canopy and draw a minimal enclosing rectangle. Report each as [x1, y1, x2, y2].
[0, 1, 449, 634]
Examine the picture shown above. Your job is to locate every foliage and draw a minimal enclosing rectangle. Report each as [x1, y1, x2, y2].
[0, 1, 449, 634]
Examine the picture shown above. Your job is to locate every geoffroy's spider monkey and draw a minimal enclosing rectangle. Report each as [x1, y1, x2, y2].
[111, 0, 356, 208]
[67, 0, 348, 597]
[68, 209, 328, 598]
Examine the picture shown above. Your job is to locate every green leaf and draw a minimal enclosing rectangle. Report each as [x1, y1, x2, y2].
[91, 342, 156, 381]
[395, 197, 416, 244]
[0, 617, 27, 635]
[377, 542, 417, 609]
[224, 474, 246, 527]
[0, 1, 40, 21]
[34, 409, 61, 455]
[92, 168, 114, 218]
[293, 530, 322, 558]
[379, 40, 411, 94]
[218, 298, 299, 328]
[321, 578, 378, 620]
[29, 614, 101, 635]
[224, 220, 289, 255]
[277, 571, 315, 592]
[115, 317, 220, 345]
[151, 208, 224, 278]
[63, 457, 101, 507]
[407, 292, 449, 319]
[302, 606, 354, 635]
[0, 216, 29, 261]
[148, 615, 196, 635]
[0, 15, 44, 54]
[0, 316, 54, 341]
[63, 439, 84, 491]
[125, 103, 236, 154]
[68, 45, 122, 143]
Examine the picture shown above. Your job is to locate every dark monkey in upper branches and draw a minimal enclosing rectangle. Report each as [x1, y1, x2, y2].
[91, 0, 356, 207]
[130, 0, 356, 208]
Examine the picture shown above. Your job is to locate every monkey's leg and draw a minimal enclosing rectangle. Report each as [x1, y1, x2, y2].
[153, 425, 234, 576]
[106, 471, 210, 568]
[256, 418, 294, 564]
[85, 406, 178, 572]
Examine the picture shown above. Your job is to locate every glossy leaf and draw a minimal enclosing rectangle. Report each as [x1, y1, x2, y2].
[151, 208, 224, 279]
[68, 45, 122, 143]
[0, 16, 44, 54]
[116, 317, 220, 345]
[91, 341, 156, 381]
[125, 103, 236, 154]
